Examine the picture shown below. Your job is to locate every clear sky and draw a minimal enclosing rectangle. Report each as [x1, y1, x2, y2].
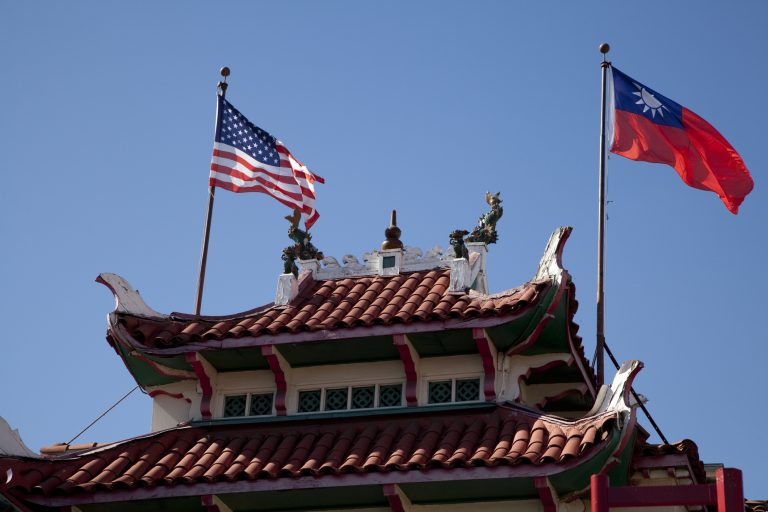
[1, 0, 766, 498]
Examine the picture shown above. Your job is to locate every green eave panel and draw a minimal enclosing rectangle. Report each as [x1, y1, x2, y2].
[526, 363, 585, 384]
[78, 497, 202, 512]
[202, 347, 270, 371]
[606, 428, 639, 487]
[409, 329, 477, 356]
[521, 294, 570, 356]
[221, 485, 385, 511]
[279, 335, 399, 367]
[485, 283, 559, 353]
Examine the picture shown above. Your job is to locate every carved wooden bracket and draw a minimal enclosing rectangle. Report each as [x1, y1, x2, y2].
[383, 484, 413, 512]
[261, 345, 290, 416]
[472, 328, 497, 401]
[393, 334, 419, 406]
[534, 477, 559, 512]
[201, 495, 232, 512]
[185, 353, 215, 420]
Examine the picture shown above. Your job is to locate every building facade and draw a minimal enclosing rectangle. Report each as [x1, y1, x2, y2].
[0, 219, 744, 512]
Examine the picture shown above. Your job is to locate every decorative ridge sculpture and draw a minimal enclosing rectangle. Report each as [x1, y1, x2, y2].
[381, 210, 403, 250]
[450, 192, 504, 254]
[282, 208, 324, 277]
[466, 191, 503, 244]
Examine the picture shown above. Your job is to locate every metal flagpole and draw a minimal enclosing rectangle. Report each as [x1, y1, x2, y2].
[194, 66, 230, 315]
[596, 43, 610, 387]
[592, 46, 669, 443]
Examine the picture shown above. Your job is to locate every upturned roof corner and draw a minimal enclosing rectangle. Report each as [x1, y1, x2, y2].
[96, 273, 167, 320]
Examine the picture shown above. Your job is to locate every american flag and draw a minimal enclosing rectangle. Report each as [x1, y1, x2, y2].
[209, 96, 324, 229]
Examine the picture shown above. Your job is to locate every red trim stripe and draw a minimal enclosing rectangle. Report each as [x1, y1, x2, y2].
[212, 149, 300, 185]
[210, 179, 312, 215]
[210, 165, 304, 202]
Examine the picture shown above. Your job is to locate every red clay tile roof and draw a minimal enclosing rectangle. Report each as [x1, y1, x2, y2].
[115, 269, 548, 349]
[746, 501, 768, 512]
[634, 439, 706, 483]
[0, 404, 616, 500]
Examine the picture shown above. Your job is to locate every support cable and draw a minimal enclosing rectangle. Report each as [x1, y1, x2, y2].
[66, 386, 139, 445]
[603, 341, 669, 444]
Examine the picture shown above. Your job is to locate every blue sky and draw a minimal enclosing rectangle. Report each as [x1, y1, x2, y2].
[1, 0, 766, 498]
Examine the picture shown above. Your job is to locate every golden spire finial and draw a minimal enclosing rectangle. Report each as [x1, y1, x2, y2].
[381, 209, 403, 250]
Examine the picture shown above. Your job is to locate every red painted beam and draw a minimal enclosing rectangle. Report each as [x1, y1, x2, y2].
[607, 483, 717, 507]
[589, 469, 744, 511]
[716, 468, 744, 512]
[590, 473, 609, 512]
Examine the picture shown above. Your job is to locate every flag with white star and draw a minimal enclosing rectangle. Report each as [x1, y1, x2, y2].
[210, 96, 324, 228]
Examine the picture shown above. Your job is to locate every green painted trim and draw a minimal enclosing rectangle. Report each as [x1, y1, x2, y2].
[116, 344, 181, 387]
[606, 428, 639, 487]
[487, 281, 559, 353]
[549, 424, 623, 494]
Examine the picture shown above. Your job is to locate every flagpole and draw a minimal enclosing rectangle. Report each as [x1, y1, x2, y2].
[194, 67, 229, 315]
[596, 43, 610, 387]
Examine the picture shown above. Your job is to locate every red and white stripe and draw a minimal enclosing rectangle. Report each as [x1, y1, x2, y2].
[209, 141, 325, 229]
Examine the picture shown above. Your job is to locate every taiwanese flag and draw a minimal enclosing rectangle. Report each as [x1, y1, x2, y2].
[609, 67, 753, 214]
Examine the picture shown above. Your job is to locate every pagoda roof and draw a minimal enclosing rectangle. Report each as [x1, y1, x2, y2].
[110, 269, 546, 351]
[0, 402, 625, 508]
[97, 227, 596, 403]
[0, 360, 652, 510]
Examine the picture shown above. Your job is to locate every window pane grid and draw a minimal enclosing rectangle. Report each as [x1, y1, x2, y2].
[352, 386, 375, 409]
[428, 381, 452, 404]
[298, 390, 321, 412]
[456, 379, 480, 402]
[378, 384, 402, 407]
[249, 393, 274, 416]
[325, 388, 348, 411]
[223, 395, 247, 417]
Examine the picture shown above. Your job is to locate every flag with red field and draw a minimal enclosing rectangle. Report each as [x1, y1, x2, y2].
[608, 67, 753, 214]
[210, 97, 324, 228]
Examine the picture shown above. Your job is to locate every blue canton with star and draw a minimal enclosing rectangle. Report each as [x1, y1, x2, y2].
[612, 67, 683, 129]
[216, 98, 281, 166]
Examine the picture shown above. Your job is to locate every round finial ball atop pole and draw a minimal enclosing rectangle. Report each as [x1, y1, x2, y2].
[220, 66, 230, 78]
[599, 43, 610, 54]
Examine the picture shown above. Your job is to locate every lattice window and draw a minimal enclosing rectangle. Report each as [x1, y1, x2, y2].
[378, 384, 402, 407]
[249, 393, 274, 416]
[428, 381, 452, 404]
[456, 378, 480, 402]
[325, 388, 349, 411]
[223, 395, 247, 417]
[296, 383, 404, 413]
[298, 390, 321, 412]
[351, 386, 375, 409]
